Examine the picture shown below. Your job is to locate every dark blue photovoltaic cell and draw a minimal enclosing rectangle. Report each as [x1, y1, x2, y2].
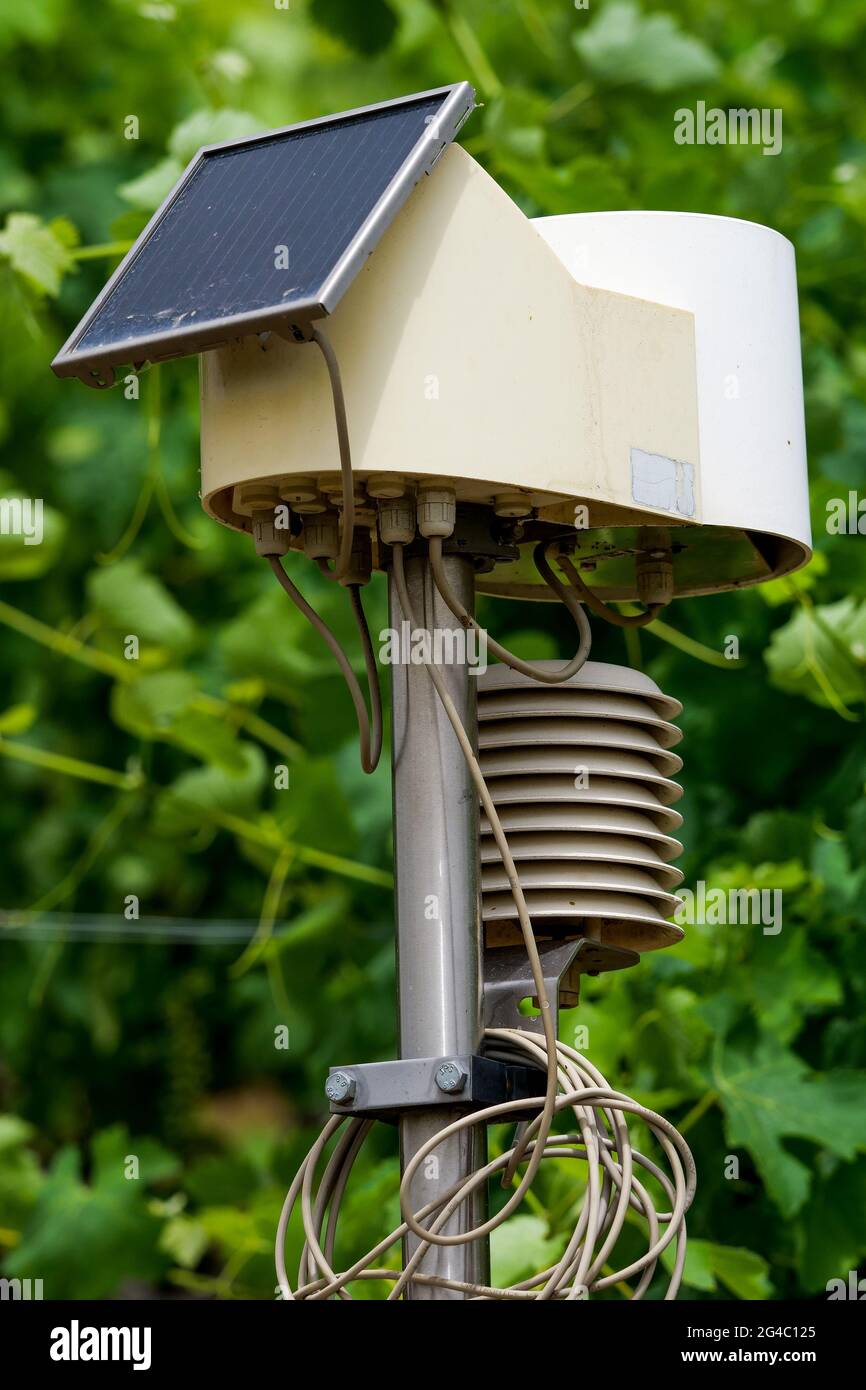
[73, 95, 445, 355]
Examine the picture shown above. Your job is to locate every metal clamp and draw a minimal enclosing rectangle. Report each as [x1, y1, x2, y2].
[325, 1054, 545, 1121]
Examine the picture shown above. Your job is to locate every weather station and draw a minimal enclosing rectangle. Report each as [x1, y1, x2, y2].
[52, 83, 810, 1302]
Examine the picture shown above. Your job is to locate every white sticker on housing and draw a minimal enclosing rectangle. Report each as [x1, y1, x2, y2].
[630, 448, 696, 518]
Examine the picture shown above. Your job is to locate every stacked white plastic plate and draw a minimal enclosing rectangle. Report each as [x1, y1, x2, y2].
[477, 661, 685, 953]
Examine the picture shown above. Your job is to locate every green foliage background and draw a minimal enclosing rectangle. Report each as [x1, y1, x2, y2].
[1, 0, 865, 1300]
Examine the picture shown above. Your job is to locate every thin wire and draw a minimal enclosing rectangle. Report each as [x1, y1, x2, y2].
[556, 552, 666, 629]
[348, 582, 383, 771]
[428, 535, 591, 683]
[267, 556, 381, 774]
[310, 326, 355, 585]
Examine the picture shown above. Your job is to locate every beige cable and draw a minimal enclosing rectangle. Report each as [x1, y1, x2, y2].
[275, 1027, 695, 1301]
[267, 556, 382, 773]
[428, 535, 592, 682]
[310, 326, 355, 585]
[556, 551, 666, 628]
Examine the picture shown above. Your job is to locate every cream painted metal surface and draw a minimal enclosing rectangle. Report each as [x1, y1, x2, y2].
[200, 144, 701, 532]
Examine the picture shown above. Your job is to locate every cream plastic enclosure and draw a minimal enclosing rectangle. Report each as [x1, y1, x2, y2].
[199, 145, 810, 599]
[534, 211, 811, 592]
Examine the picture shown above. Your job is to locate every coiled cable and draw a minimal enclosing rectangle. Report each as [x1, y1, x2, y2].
[275, 1027, 695, 1300]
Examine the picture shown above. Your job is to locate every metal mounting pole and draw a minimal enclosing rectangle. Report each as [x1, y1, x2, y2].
[389, 550, 488, 1299]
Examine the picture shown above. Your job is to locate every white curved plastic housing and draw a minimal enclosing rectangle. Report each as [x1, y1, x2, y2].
[199, 147, 810, 596]
[533, 211, 811, 558]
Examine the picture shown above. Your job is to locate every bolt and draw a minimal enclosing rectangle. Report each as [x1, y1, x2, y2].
[325, 1071, 356, 1105]
[435, 1060, 468, 1094]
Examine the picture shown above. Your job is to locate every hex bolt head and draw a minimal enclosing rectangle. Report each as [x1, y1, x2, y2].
[325, 1071, 356, 1105]
[435, 1060, 468, 1095]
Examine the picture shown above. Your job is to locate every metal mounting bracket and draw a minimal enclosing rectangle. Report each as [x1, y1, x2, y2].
[482, 937, 640, 1037]
[325, 1054, 546, 1122]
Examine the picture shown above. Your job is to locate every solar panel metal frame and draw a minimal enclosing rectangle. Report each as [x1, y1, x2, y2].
[51, 82, 475, 387]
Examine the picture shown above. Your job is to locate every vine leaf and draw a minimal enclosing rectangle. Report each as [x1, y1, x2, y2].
[0, 212, 76, 296]
[662, 1239, 772, 1299]
[574, 1, 719, 93]
[715, 1039, 866, 1218]
[765, 596, 866, 714]
[4, 1126, 178, 1299]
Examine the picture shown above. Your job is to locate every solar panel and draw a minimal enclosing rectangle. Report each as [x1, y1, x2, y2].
[52, 83, 475, 386]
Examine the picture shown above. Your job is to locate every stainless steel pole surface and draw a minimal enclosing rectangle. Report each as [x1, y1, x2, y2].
[389, 551, 488, 1299]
